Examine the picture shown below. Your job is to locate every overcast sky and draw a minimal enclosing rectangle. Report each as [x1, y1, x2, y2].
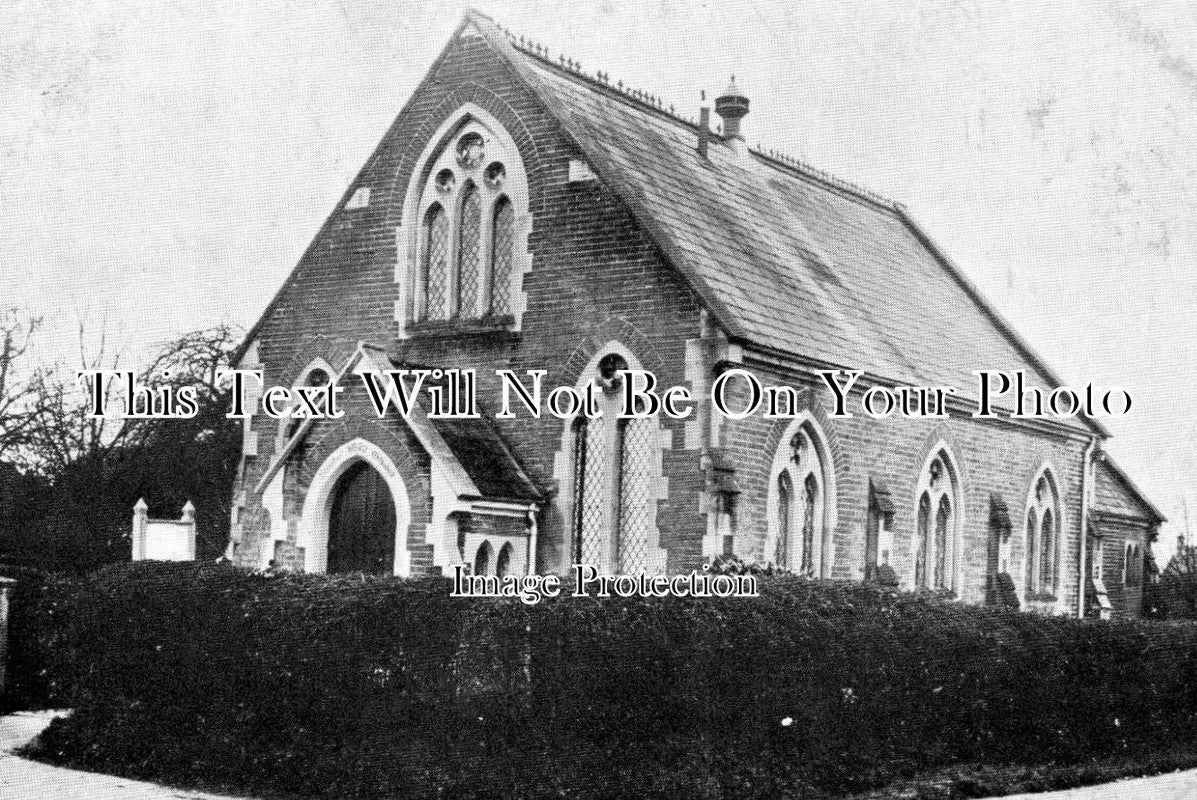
[2, 0, 1194, 559]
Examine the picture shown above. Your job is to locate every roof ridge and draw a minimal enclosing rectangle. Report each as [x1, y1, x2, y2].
[485, 15, 899, 213]
[497, 23, 704, 129]
[749, 146, 897, 210]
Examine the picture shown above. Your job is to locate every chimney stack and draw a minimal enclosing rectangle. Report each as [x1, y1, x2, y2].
[715, 76, 749, 144]
[697, 106, 710, 159]
[1180, 534, 1187, 552]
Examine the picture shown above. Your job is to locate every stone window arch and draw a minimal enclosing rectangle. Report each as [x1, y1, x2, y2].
[1025, 467, 1061, 597]
[765, 415, 835, 577]
[913, 445, 963, 592]
[560, 343, 667, 574]
[400, 105, 530, 331]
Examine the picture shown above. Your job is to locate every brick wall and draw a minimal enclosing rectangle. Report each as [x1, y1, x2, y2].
[714, 360, 1094, 613]
[233, 27, 703, 576]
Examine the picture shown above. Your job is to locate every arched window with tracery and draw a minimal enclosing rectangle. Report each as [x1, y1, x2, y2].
[568, 351, 663, 574]
[1025, 470, 1060, 597]
[767, 420, 832, 577]
[403, 110, 528, 331]
[914, 449, 960, 591]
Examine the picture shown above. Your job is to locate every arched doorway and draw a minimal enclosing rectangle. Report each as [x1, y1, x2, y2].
[327, 461, 396, 574]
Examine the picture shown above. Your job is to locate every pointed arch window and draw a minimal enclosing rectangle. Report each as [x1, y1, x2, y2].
[1025, 471, 1060, 597]
[767, 422, 831, 577]
[569, 352, 663, 574]
[404, 112, 527, 331]
[914, 450, 960, 592]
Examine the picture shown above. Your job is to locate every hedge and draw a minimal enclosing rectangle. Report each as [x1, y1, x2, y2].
[0, 563, 61, 712]
[14, 562, 1197, 798]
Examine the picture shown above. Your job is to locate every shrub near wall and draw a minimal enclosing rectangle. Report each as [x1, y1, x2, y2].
[24, 564, 1197, 799]
[0, 564, 59, 712]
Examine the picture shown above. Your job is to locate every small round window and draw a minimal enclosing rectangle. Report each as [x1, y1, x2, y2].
[597, 353, 629, 391]
[435, 168, 455, 193]
[456, 132, 485, 168]
[484, 161, 506, 187]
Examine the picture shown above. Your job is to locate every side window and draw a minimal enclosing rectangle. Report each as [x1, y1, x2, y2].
[569, 351, 663, 574]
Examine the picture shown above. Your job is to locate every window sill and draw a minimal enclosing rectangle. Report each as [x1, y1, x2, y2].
[405, 316, 518, 340]
[1025, 591, 1057, 603]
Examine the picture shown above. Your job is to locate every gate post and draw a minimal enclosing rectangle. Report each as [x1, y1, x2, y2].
[132, 498, 149, 561]
[0, 577, 15, 695]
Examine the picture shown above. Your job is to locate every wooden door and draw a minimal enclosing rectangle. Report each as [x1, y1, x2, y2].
[327, 461, 396, 575]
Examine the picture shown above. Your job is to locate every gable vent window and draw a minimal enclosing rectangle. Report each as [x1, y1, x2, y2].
[404, 111, 529, 330]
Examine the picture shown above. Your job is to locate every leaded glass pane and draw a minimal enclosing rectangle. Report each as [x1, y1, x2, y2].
[1026, 510, 1037, 591]
[934, 496, 950, 589]
[422, 205, 449, 320]
[1041, 511, 1054, 590]
[490, 197, 514, 315]
[456, 184, 481, 318]
[801, 474, 817, 576]
[577, 415, 608, 567]
[916, 493, 930, 587]
[776, 473, 792, 568]
[617, 418, 654, 573]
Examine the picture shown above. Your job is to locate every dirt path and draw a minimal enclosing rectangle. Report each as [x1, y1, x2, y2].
[980, 768, 1197, 799]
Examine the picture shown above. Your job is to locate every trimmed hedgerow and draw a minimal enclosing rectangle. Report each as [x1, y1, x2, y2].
[19, 563, 1197, 799]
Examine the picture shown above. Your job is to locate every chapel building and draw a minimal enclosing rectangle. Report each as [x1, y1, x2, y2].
[228, 11, 1163, 618]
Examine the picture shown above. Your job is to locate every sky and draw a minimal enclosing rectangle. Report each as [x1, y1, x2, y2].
[2, 0, 1195, 560]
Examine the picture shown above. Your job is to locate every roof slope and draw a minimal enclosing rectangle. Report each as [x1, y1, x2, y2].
[468, 12, 1098, 432]
[1094, 456, 1165, 525]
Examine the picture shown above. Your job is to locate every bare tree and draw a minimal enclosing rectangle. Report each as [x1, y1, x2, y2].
[26, 321, 241, 473]
[0, 308, 48, 464]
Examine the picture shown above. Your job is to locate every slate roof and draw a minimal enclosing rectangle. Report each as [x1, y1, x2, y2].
[1093, 456, 1165, 526]
[423, 415, 542, 502]
[469, 11, 1103, 435]
[405, 362, 542, 502]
